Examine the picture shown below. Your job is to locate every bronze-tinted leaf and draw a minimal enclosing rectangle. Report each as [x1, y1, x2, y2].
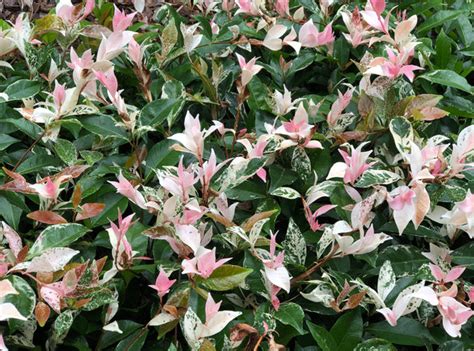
[35, 301, 51, 327]
[27, 211, 68, 225]
[76, 203, 106, 221]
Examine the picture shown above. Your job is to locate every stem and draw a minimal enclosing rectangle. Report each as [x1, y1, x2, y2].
[230, 87, 246, 155]
[11, 131, 46, 173]
[290, 245, 338, 287]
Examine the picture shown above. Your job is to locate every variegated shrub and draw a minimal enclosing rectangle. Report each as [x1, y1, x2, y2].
[0, 0, 474, 350]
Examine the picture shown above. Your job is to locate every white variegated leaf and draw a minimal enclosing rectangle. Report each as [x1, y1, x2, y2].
[300, 283, 334, 307]
[264, 266, 291, 293]
[217, 157, 266, 192]
[103, 321, 123, 334]
[181, 308, 203, 350]
[377, 260, 396, 301]
[271, 187, 301, 199]
[306, 180, 341, 205]
[149, 312, 177, 326]
[282, 219, 306, 265]
[201, 311, 242, 338]
[355, 170, 400, 188]
[397, 282, 425, 315]
[249, 218, 270, 248]
[0, 303, 27, 321]
[27, 248, 79, 273]
[291, 147, 311, 182]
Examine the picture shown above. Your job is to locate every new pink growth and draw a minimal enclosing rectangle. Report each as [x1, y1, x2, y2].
[149, 269, 176, 298]
[30, 176, 68, 201]
[238, 138, 268, 182]
[298, 20, 335, 48]
[235, 0, 260, 15]
[112, 5, 136, 32]
[68, 48, 94, 72]
[262, 232, 285, 270]
[159, 158, 198, 202]
[128, 36, 143, 67]
[94, 69, 118, 96]
[367, 48, 422, 82]
[304, 202, 336, 232]
[53, 81, 66, 111]
[169, 112, 220, 162]
[341, 7, 371, 48]
[108, 211, 135, 269]
[275, 0, 289, 17]
[429, 264, 466, 284]
[181, 247, 231, 279]
[339, 143, 373, 184]
[205, 293, 222, 321]
[236, 53, 263, 87]
[56, 0, 95, 26]
[327, 86, 354, 128]
[199, 150, 225, 191]
[276, 103, 323, 149]
[109, 172, 147, 209]
[387, 187, 415, 211]
[360, 0, 390, 34]
[437, 287, 474, 338]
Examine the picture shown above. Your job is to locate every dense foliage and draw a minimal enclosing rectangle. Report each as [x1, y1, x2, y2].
[1, 0, 474, 349]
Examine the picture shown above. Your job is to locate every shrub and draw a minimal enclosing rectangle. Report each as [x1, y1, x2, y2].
[0, 0, 474, 349]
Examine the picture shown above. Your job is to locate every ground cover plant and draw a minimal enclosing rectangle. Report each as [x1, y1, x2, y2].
[0, 0, 474, 349]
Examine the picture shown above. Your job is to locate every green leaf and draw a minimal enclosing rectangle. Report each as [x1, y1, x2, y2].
[355, 170, 400, 188]
[379, 222, 444, 241]
[417, 10, 464, 35]
[0, 134, 19, 150]
[54, 139, 77, 165]
[247, 77, 272, 113]
[28, 223, 90, 258]
[97, 320, 143, 350]
[80, 150, 103, 165]
[49, 310, 77, 348]
[274, 303, 305, 334]
[439, 340, 465, 351]
[140, 98, 185, 127]
[144, 139, 180, 181]
[1, 118, 43, 139]
[435, 30, 451, 69]
[225, 180, 267, 201]
[198, 265, 252, 291]
[366, 317, 435, 346]
[81, 115, 128, 139]
[81, 288, 116, 311]
[4, 79, 41, 101]
[452, 242, 474, 269]
[161, 17, 178, 57]
[307, 321, 337, 351]
[440, 95, 474, 118]
[16, 153, 61, 175]
[269, 165, 297, 192]
[419, 70, 473, 94]
[282, 219, 306, 265]
[354, 339, 396, 351]
[0, 196, 22, 229]
[330, 309, 363, 351]
[89, 193, 128, 227]
[376, 245, 427, 276]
